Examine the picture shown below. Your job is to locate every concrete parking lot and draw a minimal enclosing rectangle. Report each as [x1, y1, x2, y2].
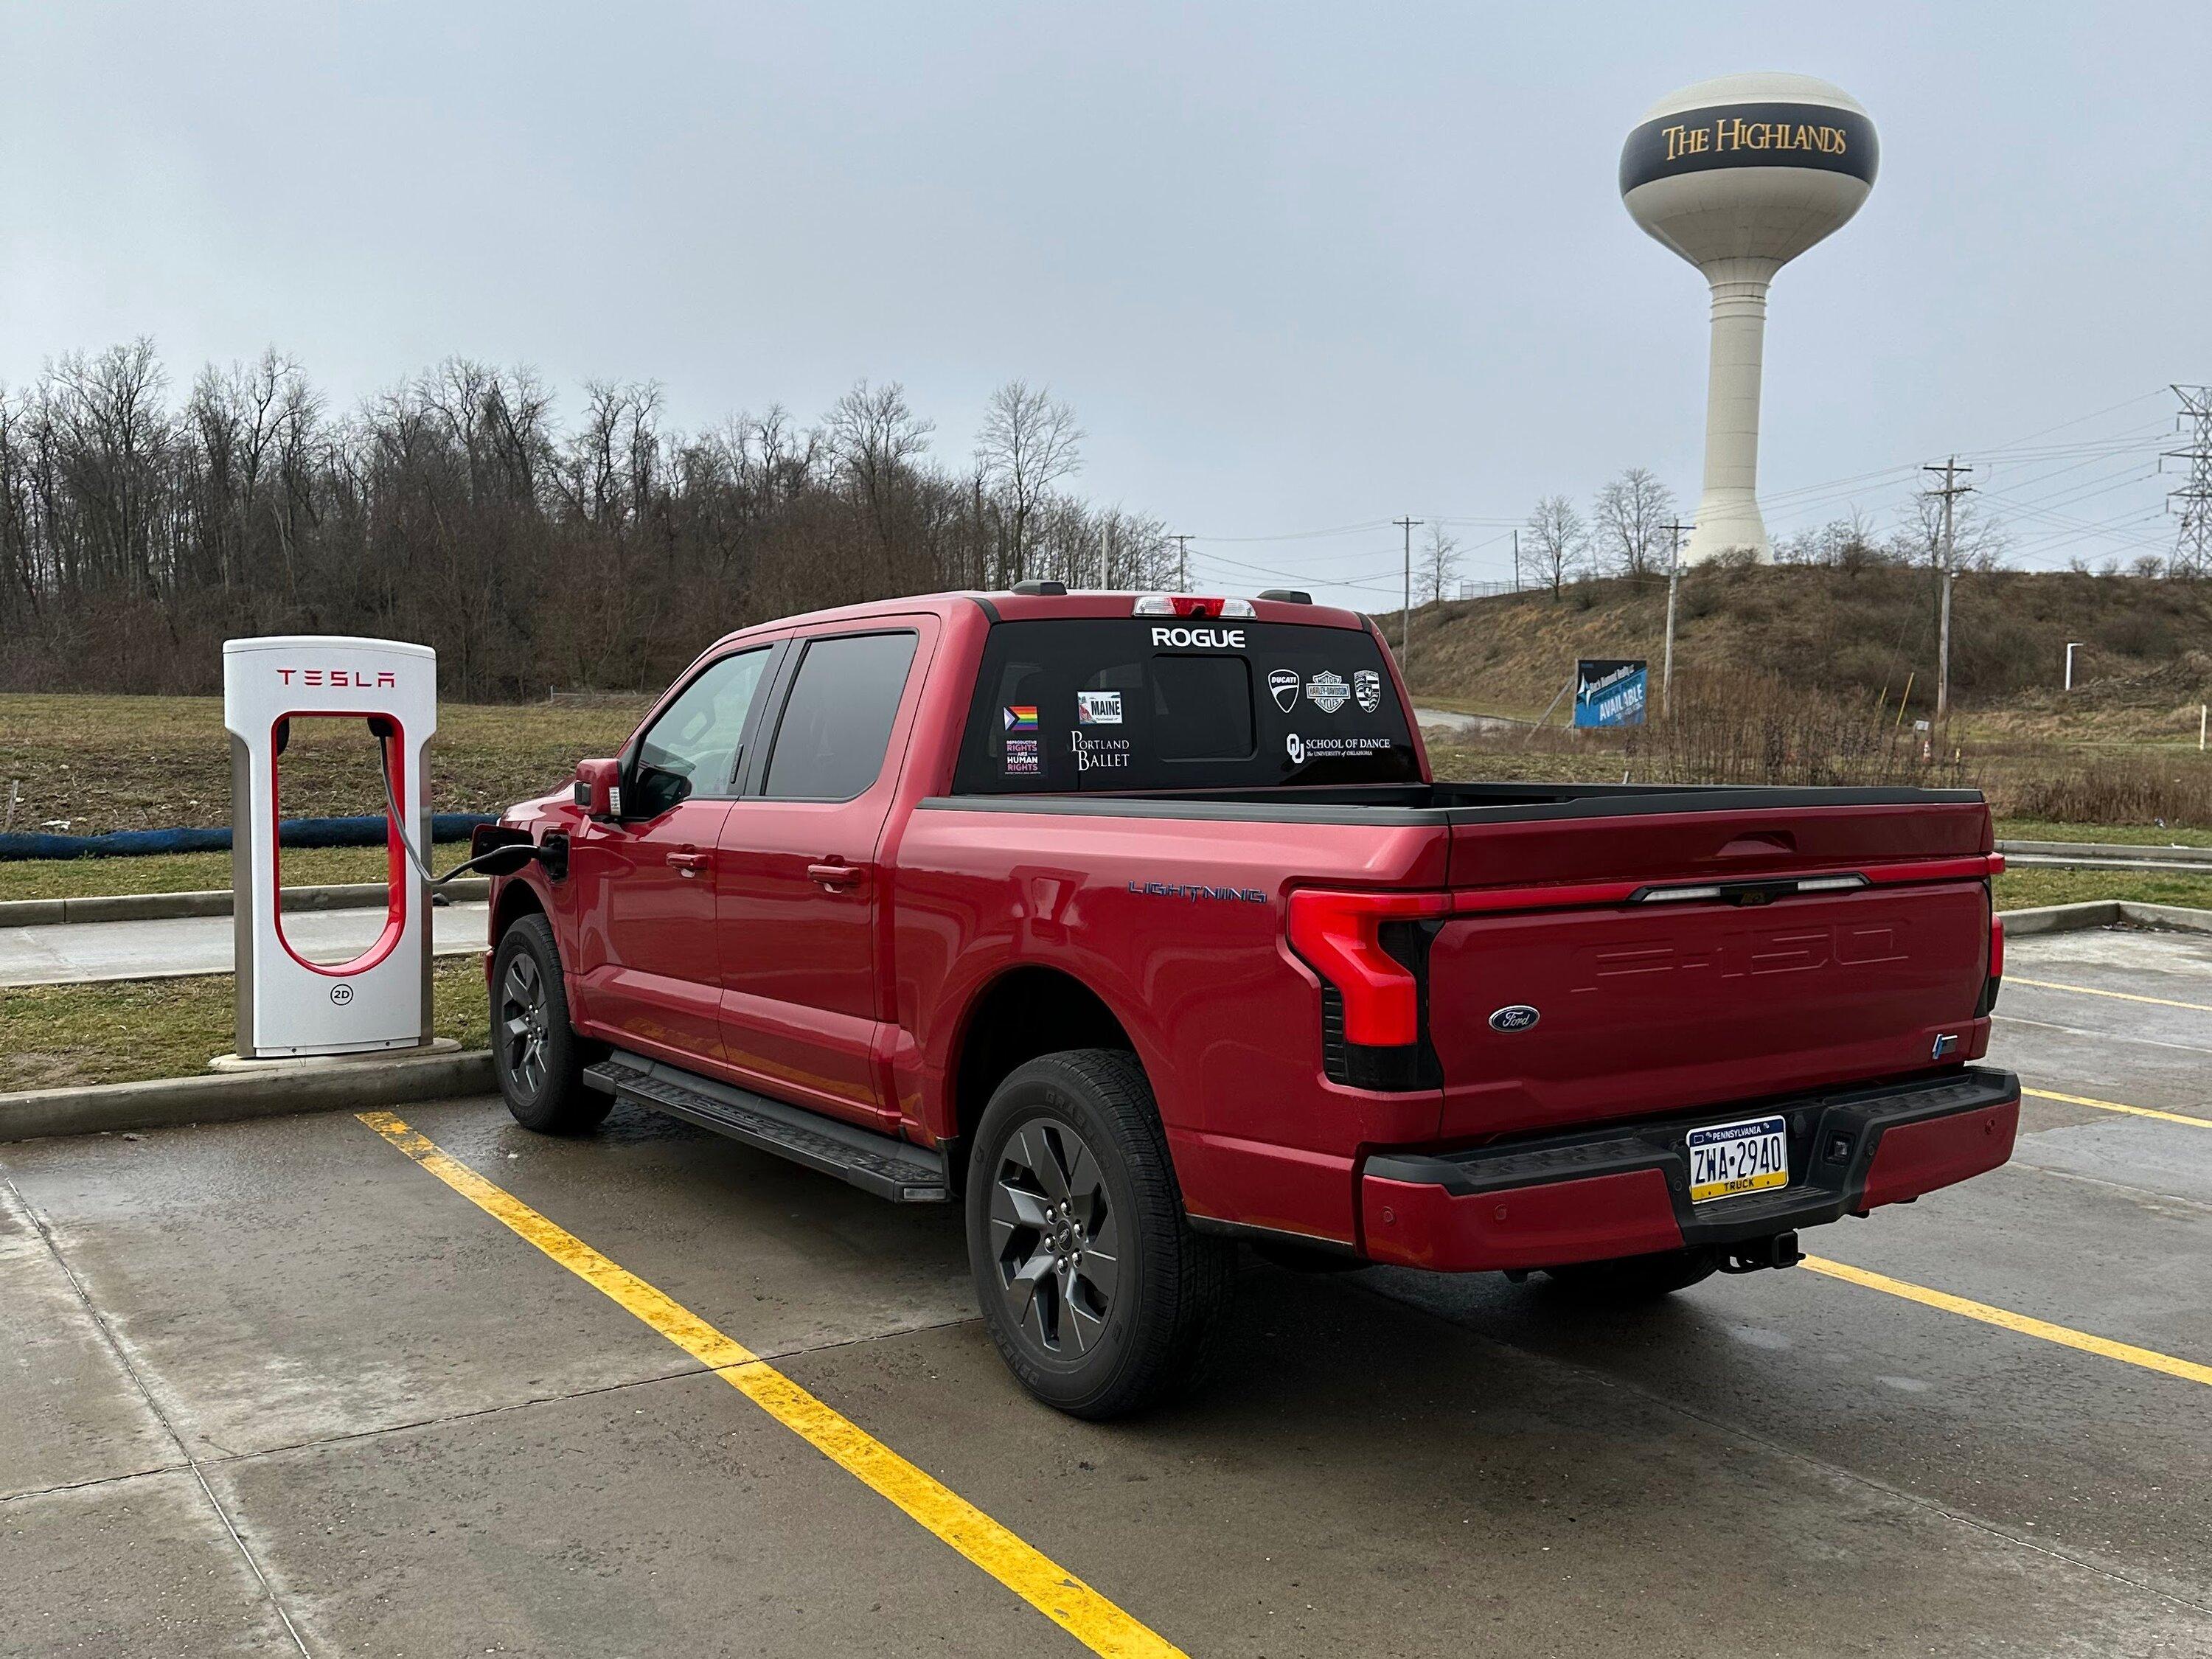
[4, 925, 2209, 1658]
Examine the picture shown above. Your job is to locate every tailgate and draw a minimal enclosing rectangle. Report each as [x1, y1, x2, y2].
[1429, 802, 1997, 1140]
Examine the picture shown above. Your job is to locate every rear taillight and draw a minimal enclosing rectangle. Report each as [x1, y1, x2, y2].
[1978, 913, 2005, 1016]
[1286, 889, 1447, 1048]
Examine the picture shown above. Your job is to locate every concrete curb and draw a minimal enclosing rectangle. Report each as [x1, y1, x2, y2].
[0, 877, 490, 928]
[1996, 900, 2212, 936]
[0, 1048, 495, 1143]
[1998, 838, 2212, 866]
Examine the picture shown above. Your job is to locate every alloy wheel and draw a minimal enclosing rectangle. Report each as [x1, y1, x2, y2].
[499, 950, 550, 1096]
[989, 1117, 1121, 1357]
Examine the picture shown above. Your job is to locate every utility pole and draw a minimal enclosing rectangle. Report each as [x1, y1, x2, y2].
[1660, 520, 1692, 715]
[1924, 458, 1973, 728]
[1512, 528, 1520, 593]
[1166, 534, 1194, 591]
[1394, 515, 1423, 664]
[2166, 386, 2212, 579]
[2065, 641, 2083, 692]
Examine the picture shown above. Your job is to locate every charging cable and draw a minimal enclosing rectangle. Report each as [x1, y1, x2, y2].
[374, 728, 527, 886]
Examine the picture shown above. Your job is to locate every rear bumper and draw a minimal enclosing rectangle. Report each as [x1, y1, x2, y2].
[1359, 1067, 2019, 1272]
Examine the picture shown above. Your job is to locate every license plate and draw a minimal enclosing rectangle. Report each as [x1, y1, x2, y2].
[1686, 1114, 1790, 1203]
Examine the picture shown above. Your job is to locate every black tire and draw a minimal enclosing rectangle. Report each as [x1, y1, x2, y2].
[1542, 1245, 1720, 1301]
[966, 1049, 1236, 1419]
[492, 914, 609, 1134]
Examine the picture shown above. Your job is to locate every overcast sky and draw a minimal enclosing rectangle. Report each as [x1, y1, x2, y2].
[6, 2, 2208, 609]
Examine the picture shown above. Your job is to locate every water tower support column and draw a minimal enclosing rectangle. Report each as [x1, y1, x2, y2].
[1692, 259, 1779, 562]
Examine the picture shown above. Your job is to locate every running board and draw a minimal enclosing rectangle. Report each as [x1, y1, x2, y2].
[584, 1053, 950, 1203]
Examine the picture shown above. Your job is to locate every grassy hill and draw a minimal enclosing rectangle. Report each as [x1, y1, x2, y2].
[1395, 565, 2212, 742]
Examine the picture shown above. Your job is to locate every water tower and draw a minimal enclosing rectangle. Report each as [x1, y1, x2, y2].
[1621, 73, 1879, 563]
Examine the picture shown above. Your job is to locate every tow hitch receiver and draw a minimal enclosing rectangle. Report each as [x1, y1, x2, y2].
[1719, 1231, 1804, 1275]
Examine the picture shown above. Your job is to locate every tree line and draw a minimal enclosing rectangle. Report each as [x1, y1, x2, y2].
[1512, 467, 2024, 597]
[0, 341, 1182, 700]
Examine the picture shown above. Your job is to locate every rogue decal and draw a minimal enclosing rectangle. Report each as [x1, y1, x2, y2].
[1150, 625, 1246, 650]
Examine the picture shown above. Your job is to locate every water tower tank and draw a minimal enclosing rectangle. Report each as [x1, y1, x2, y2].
[1621, 73, 1879, 563]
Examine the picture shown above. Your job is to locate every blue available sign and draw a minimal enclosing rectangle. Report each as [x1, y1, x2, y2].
[1573, 658, 1648, 728]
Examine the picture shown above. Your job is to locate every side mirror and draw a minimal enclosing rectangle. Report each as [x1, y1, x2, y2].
[574, 758, 623, 821]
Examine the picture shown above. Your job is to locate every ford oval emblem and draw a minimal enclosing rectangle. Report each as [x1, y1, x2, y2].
[1489, 1004, 1540, 1034]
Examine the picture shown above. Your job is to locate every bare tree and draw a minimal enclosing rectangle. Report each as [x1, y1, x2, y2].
[975, 380, 1082, 585]
[1895, 486, 2005, 572]
[1525, 495, 1588, 598]
[0, 341, 1175, 700]
[824, 379, 934, 562]
[1416, 524, 1461, 605]
[1591, 466, 1675, 580]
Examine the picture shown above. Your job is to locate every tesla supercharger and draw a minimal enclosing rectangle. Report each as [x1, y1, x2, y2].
[223, 635, 437, 1058]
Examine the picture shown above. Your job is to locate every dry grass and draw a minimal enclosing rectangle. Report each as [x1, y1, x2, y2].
[0, 845, 404, 902]
[1426, 668, 1959, 792]
[0, 958, 489, 1091]
[2004, 754, 2212, 830]
[1399, 566, 2212, 740]
[0, 692, 649, 837]
[1992, 867, 2212, 913]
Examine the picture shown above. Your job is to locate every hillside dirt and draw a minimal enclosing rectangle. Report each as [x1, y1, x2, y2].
[1397, 565, 2212, 745]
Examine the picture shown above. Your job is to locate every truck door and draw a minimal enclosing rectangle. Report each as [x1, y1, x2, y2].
[568, 645, 775, 1065]
[715, 622, 933, 1132]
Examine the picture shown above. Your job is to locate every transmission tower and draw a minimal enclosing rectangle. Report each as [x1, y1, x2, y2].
[2168, 386, 2212, 579]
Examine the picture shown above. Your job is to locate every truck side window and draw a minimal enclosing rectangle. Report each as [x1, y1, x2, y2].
[762, 630, 920, 801]
[631, 647, 771, 815]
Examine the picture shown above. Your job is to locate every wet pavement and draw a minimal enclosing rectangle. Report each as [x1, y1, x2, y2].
[0, 902, 488, 987]
[3, 925, 2208, 1657]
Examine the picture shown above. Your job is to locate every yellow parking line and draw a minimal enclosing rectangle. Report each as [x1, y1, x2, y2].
[357, 1112, 1184, 1659]
[1802, 1256, 2212, 1388]
[2023, 1086, 2212, 1130]
[2007, 975, 2212, 1015]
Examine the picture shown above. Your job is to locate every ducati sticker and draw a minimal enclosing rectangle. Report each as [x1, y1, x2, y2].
[1304, 670, 1350, 713]
[1354, 669, 1382, 713]
[1267, 668, 1301, 713]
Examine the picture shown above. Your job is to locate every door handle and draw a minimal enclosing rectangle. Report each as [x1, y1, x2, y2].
[667, 850, 710, 877]
[807, 861, 863, 890]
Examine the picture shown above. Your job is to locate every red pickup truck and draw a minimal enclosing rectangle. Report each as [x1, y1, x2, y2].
[479, 587, 2018, 1417]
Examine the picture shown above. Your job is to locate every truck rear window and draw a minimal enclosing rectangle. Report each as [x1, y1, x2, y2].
[951, 618, 1419, 793]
